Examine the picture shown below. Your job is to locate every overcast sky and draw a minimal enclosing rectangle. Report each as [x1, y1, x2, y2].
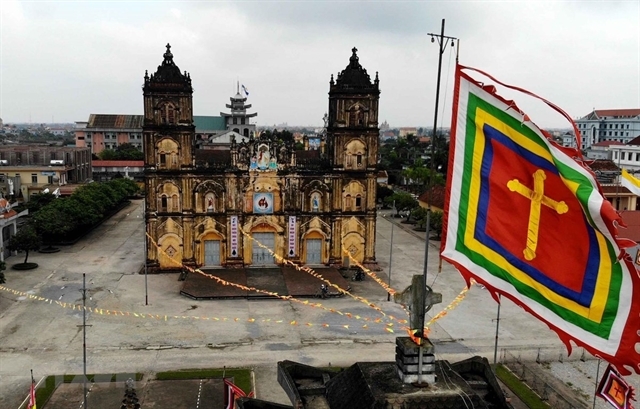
[1, 1, 639, 129]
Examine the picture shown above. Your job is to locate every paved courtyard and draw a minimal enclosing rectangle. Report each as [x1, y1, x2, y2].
[0, 199, 636, 408]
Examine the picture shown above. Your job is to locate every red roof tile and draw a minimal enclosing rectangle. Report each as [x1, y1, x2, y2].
[591, 141, 625, 147]
[417, 185, 446, 209]
[588, 159, 619, 171]
[618, 211, 640, 242]
[92, 160, 144, 167]
[594, 109, 640, 118]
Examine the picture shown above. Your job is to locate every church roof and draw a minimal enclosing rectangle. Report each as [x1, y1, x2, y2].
[144, 44, 192, 92]
[87, 114, 144, 129]
[194, 116, 227, 131]
[331, 47, 379, 92]
[195, 150, 231, 169]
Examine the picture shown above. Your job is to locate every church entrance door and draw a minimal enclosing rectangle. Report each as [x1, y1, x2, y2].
[306, 239, 322, 264]
[204, 240, 221, 266]
[252, 232, 276, 266]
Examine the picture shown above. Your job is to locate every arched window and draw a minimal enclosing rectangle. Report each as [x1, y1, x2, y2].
[345, 194, 352, 210]
[355, 195, 362, 210]
[172, 194, 179, 211]
[160, 195, 168, 212]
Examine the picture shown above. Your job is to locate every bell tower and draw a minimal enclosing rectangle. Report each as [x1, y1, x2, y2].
[327, 48, 380, 265]
[327, 47, 380, 170]
[143, 43, 195, 168]
[143, 44, 196, 272]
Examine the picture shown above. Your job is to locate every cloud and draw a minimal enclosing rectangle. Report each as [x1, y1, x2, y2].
[0, 0, 638, 128]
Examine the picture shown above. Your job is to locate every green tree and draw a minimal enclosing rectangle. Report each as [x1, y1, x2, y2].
[430, 211, 444, 238]
[32, 204, 74, 245]
[26, 192, 55, 213]
[115, 143, 144, 160]
[403, 159, 445, 193]
[376, 184, 394, 205]
[98, 149, 118, 160]
[384, 192, 418, 216]
[8, 226, 41, 264]
[0, 261, 6, 284]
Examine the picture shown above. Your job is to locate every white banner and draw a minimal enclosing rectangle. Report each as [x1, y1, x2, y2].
[288, 216, 296, 257]
[230, 216, 238, 257]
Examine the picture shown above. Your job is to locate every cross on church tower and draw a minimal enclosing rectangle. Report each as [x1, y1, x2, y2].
[507, 169, 568, 261]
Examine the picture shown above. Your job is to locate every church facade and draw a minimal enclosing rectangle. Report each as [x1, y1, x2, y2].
[143, 45, 379, 272]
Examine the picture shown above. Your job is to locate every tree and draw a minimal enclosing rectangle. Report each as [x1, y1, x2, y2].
[26, 192, 55, 213]
[7, 226, 41, 265]
[98, 149, 118, 160]
[430, 211, 444, 238]
[32, 204, 74, 246]
[384, 192, 418, 216]
[0, 261, 5, 284]
[376, 184, 394, 205]
[115, 143, 144, 160]
[403, 159, 445, 194]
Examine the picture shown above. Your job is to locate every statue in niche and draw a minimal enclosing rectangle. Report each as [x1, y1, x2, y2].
[205, 193, 215, 212]
[311, 192, 321, 212]
[257, 144, 270, 170]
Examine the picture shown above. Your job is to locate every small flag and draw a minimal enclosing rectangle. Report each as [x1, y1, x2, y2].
[620, 169, 640, 196]
[28, 370, 37, 409]
[596, 363, 636, 409]
[241, 84, 249, 96]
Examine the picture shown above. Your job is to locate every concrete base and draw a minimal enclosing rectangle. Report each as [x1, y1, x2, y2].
[395, 337, 436, 385]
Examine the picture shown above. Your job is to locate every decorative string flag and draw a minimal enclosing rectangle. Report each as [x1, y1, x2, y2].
[620, 169, 640, 196]
[441, 63, 640, 375]
[241, 84, 249, 96]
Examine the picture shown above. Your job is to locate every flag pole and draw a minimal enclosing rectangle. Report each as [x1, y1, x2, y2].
[420, 18, 457, 383]
[387, 200, 395, 301]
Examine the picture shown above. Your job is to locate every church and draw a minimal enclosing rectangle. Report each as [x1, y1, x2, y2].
[143, 44, 380, 272]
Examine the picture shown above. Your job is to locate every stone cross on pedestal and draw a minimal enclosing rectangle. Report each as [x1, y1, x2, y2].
[394, 274, 442, 334]
[393, 274, 443, 384]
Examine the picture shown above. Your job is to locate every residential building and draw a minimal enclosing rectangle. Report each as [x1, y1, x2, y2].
[585, 141, 624, 160]
[143, 45, 379, 272]
[92, 160, 144, 182]
[576, 109, 640, 149]
[0, 146, 91, 200]
[76, 113, 242, 154]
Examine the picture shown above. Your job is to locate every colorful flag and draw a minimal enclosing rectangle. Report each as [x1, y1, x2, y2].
[596, 363, 636, 409]
[441, 64, 640, 374]
[241, 84, 249, 96]
[620, 169, 640, 196]
[28, 371, 36, 409]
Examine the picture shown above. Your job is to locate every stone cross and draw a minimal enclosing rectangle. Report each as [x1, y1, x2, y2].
[394, 275, 442, 335]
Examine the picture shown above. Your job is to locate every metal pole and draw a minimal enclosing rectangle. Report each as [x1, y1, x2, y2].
[82, 273, 87, 409]
[144, 197, 148, 306]
[419, 17, 447, 382]
[592, 358, 601, 409]
[493, 295, 501, 364]
[387, 201, 395, 301]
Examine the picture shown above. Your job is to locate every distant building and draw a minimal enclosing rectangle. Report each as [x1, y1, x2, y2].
[75, 115, 144, 155]
[76, 111, 246, 154]
[92, 160, 144, 182]
[576, 108, 640, 149]
[219, 83, 257, 139]
[398, 127, 417, 138]
[585, 141, 624, 160]
[0, 145, 91, 200]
